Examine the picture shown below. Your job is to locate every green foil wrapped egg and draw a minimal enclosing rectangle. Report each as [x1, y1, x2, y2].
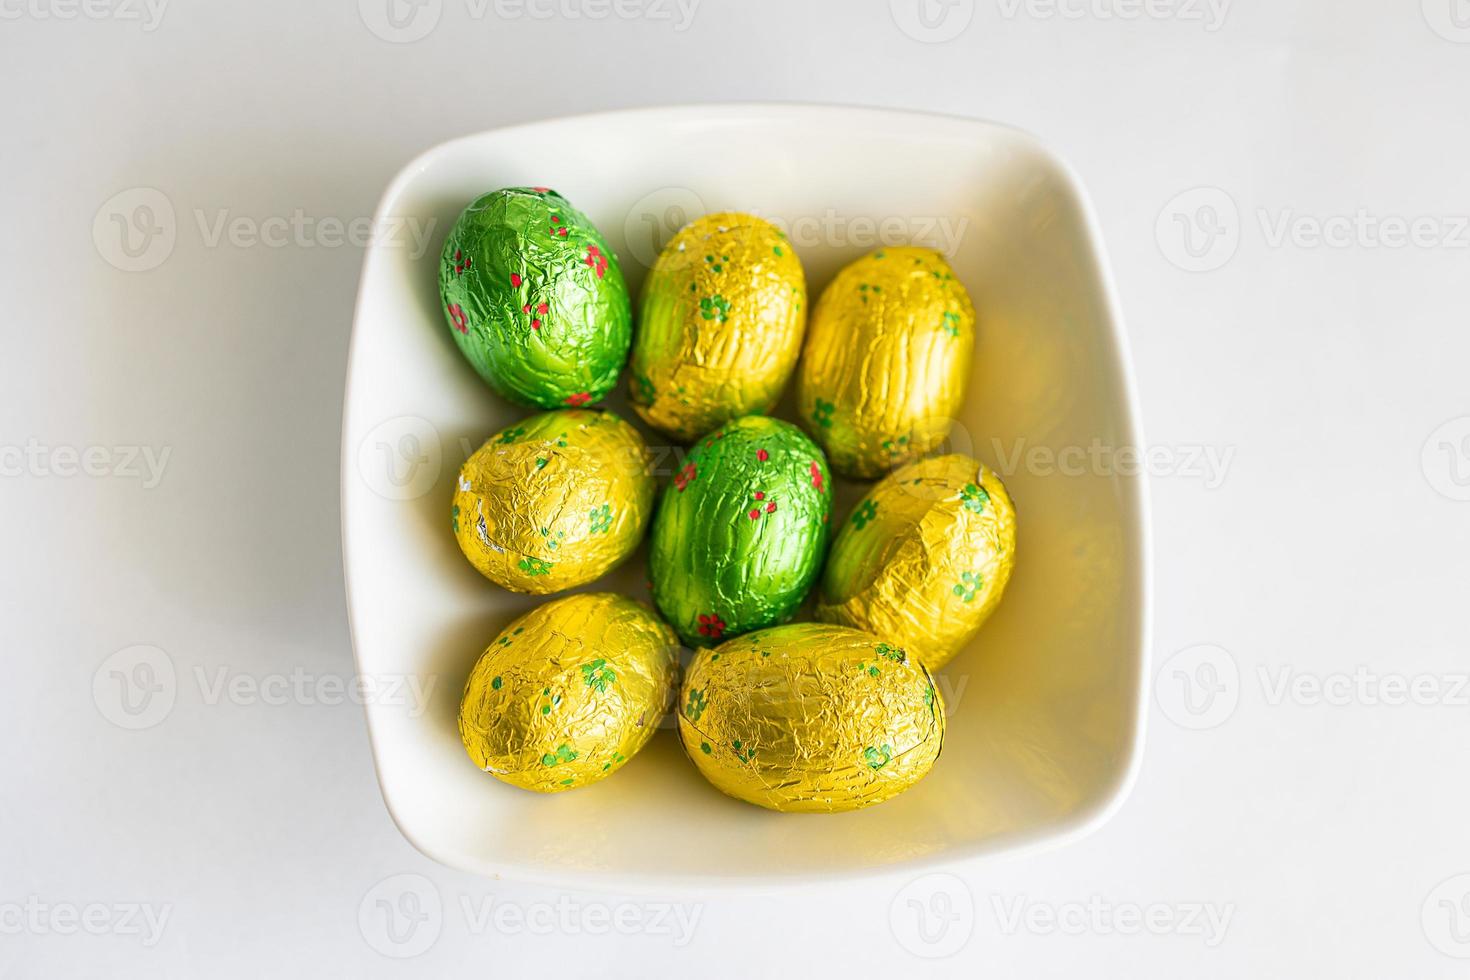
[440, 186, 631, 408]
[649, 416, 831, 646]
[816, 453, 1017, 670]
[677, 623, 945, 812]
[797, 247, 976, 479]
[629, 213, 807, 442]
[459, 593, 679, 793]
[452, 408, 654, 595]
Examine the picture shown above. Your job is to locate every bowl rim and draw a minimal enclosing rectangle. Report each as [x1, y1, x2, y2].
[340, 101, 1153, 892]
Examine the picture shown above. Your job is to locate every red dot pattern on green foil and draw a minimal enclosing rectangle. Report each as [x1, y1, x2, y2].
[447, 303, 467, 334]
[746, 491, 777, 521]
[584, 244, 608, 279]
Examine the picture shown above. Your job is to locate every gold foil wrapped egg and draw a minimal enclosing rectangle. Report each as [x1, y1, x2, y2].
[459, 593, 679, 793]
[452, 408, 653, 594]
[629, 213, 807, 442]
[797, 247, 975, 479]
[816, 454, 1016, 670]
[677, 623, 945, 812]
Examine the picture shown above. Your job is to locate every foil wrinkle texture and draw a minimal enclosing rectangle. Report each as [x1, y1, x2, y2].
[649, 416, 831, 647]
[453, 408, 654, 594]
[677, 622, 945, 812]
[440, 186, 632, 409]
[816, 453, 1017, 670]
[459, 592, 679, 793]
[630, 212, 807, 442]
[797, 246, 975, 479]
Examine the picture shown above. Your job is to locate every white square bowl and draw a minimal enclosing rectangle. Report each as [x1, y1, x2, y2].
[341, 104, 1150, 889]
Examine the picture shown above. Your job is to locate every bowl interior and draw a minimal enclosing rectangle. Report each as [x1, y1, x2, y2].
[342, 106, 1146, 885]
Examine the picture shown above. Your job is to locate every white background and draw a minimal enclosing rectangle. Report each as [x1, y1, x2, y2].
[4, 0, 1469, 976]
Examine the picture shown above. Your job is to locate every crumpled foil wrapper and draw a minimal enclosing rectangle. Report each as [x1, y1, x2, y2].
[796, 246, 975, 479]
[816, 453, 1016, 670]
[440, 186, 631, 409]
[649, 416, 831, 647]
[677, 622, 944, 812]
[459, 593, 679, 793]
[453, 408, 653, 594]
[629, 212, 807, 442]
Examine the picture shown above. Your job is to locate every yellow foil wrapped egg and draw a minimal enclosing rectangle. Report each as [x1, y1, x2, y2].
[628, 212, 807, 442]
[816, 454, 1016, 670]
[677, 623, 945, 812]
[797, 247, 975, 479]
[459, 593, 679, 793]
[452, 408, 653, 594]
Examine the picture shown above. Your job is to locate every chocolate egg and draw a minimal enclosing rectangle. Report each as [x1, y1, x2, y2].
[452, 408, 653, 594]
[459, 593, 678, 793]
[677, 623, 944, 812]
[629, 213, 806, 442]
[816, 453, 1016, 670]
[797, 247, 975, 479]
[440, 186, 631, 409]
[648, 416, 830, 646]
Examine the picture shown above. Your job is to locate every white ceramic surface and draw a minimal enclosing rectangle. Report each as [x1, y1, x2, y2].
[341, 104, 1150, 888]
